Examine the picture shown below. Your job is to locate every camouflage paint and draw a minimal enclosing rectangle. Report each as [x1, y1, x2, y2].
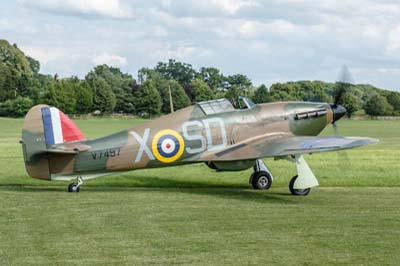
[22, 100, 374, 181]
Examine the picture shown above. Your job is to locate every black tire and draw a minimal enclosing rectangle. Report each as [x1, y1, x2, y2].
[205, 161, 218, 170]
[68, 183, 80, 193]
[289, 175, 310, 196]
[251, 171, 272, 190]
[248, 173, 255, 184]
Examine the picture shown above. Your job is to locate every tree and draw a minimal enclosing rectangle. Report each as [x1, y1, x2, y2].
[86, 65, 135, 113]
[133, 80, 161, 116]
[296, 81, 330, 102]
[137, 67, 159, 84]
[26, 56, 40, 74]
[225, 74, 252, 93]
[340, 92, 361, 117]
[160, 80, 191, 113]
[198, 67, 224, 91]
[57, 81, 77, 114]
[89, 78, 116, 113]
[387, 92, 400, 111]
[0, 97, 33, 117]
[24, 73, 53, 104]
[225, 85, 241, 100]
[66, 77, 93, 114]
[154, 59, 196, 88]
[253, 84, 272, 103]
[269, 83, 297, 101]
[191, 78, 214, 102]
[41, 80, 77, 114]
[0, 40, 33, 101]
[142, 71, 191, 113]
[364, 95, 393, 116]
[0, 64, 12, 101]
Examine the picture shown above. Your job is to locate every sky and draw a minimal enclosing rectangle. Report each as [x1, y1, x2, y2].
[1, 0, 399, 91]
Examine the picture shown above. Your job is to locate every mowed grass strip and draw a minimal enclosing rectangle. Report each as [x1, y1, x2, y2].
[0, 117, 399, 265]
[1, 187, 399, 265]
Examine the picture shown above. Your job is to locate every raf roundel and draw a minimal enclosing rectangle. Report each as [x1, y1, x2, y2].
[152, 129, 185, 163]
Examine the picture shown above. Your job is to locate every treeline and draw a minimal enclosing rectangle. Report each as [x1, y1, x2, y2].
[1, 39, 399, 117]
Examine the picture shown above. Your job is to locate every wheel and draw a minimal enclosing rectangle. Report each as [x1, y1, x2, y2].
[251, 171, 272, 190]
[68, 183, 80, 193]
[289, 175, 310, 196]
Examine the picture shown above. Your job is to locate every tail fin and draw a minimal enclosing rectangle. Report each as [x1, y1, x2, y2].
[41, 106, 85, 145]
[21, 105, 85, 180]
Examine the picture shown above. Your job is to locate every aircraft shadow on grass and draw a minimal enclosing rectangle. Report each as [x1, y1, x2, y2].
[1, 175, 296, 204]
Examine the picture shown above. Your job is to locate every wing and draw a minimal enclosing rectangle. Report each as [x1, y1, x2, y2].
[200, 133, 378, 161]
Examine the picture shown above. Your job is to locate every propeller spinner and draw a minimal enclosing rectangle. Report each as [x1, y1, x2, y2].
[330, 103, 347, 123]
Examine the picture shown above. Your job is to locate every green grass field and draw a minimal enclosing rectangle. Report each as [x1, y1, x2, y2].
[1, 118, 400, 265]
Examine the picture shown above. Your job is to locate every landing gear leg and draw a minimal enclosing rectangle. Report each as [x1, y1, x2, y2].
[285, 155, 318, 196]
[250, 159, 273, 190]
[68, 176, 83, 193]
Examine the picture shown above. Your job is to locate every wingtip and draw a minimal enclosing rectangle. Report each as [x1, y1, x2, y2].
[343, 136, 379, 148]
[357, 137, 379, 146]
[368, 137, 379, 144]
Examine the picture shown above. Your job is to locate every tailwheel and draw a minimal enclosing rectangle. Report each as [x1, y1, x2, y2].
[251, 171, 272, 190]
[68, 176, 83, 193]
[289, 175, 310, 196]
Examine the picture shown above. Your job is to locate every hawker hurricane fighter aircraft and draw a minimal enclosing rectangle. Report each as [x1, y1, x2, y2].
[21, 94, 377, 195]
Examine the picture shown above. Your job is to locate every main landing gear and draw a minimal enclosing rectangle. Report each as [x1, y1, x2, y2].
[250, 159, 273, 190]
[68, 176, 83, 193]
[249, 156, 317, 196]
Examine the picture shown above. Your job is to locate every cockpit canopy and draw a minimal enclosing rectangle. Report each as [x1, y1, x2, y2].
[196, 97, 255, 115]
[236, 96, 255, 110]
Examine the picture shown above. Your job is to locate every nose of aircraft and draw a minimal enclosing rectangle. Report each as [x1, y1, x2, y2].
[330, 104, 346, 122]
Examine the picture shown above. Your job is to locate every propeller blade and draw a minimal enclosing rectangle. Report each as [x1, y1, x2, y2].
[333, 65, 354, 107]
[339, 65, 354, 84]
[332, 121, 339, 136]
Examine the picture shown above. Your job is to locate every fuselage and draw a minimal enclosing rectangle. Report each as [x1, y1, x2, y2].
[49, 101, 334, 180]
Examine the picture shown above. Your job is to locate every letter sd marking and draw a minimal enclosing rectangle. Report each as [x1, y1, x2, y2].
[152, 129, 185, 163]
